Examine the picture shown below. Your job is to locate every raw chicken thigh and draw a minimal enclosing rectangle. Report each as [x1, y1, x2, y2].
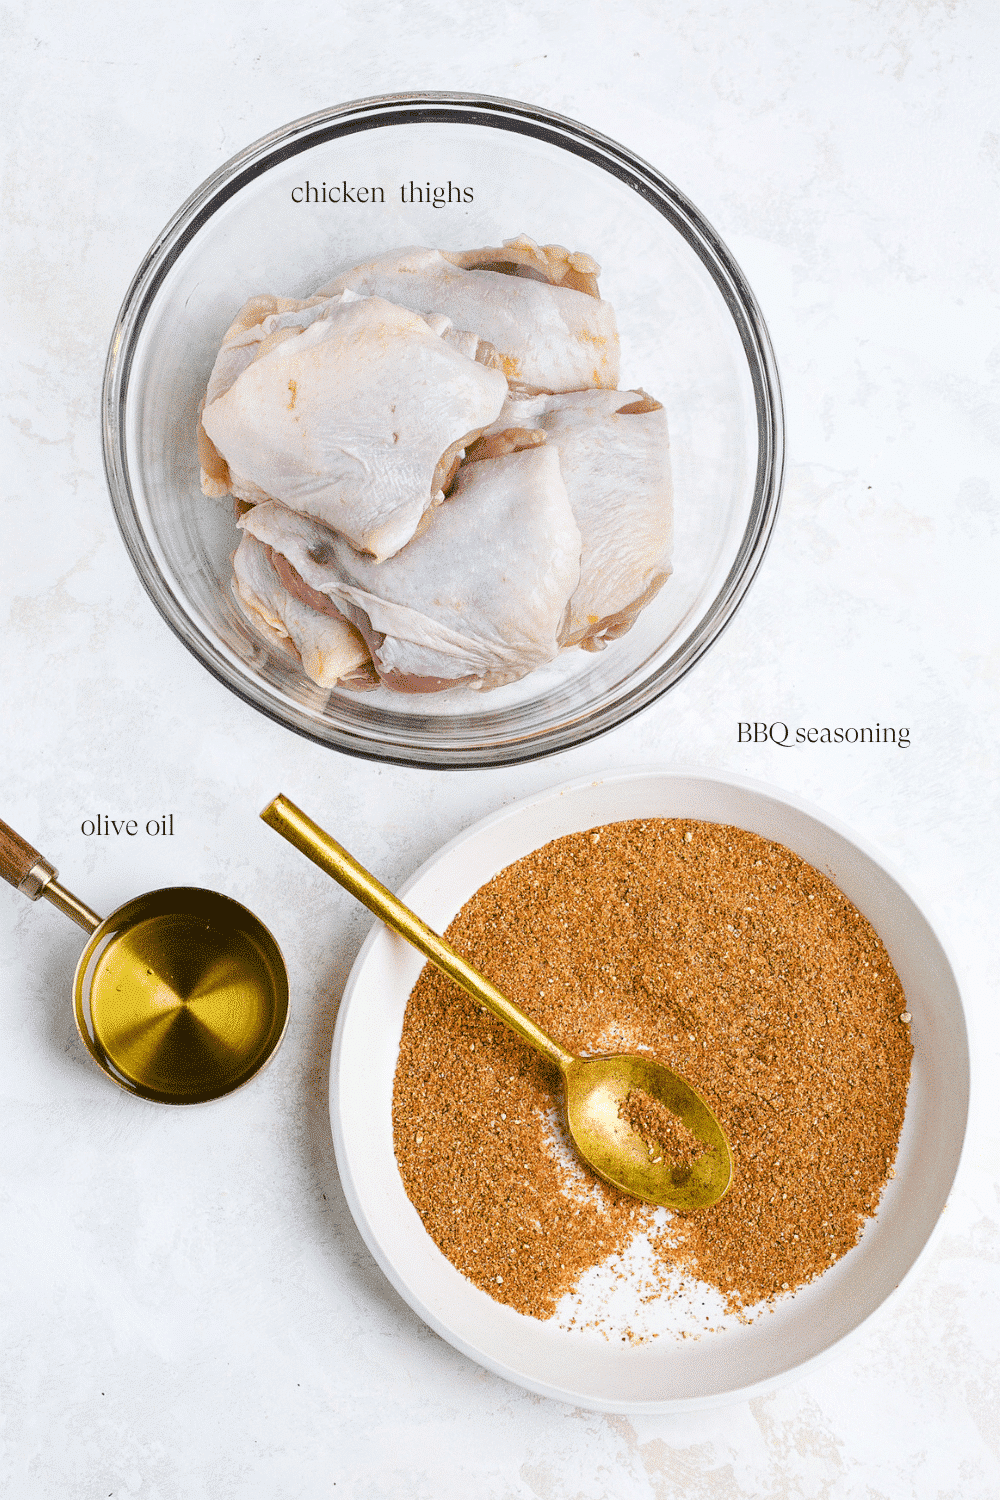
[232, 530, 376, 689]
[238, 444, 581, 692]
[200, 290, 507, 560]
[319, 236, 620, 393]
[199, 294, 332, 498]
[470, 388, 673, 649]
[200, 236, 673, 697]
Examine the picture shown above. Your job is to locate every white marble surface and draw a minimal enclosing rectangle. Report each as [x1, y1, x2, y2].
[2, 2, 998, 1494]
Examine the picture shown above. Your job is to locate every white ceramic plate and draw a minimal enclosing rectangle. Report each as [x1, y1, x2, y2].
[330, 769, 968, 1411]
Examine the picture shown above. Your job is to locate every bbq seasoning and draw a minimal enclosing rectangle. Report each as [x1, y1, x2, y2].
[392, 820, 912, 1324]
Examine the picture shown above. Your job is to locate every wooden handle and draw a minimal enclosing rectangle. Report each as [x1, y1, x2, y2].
[0, 818, 57, 896]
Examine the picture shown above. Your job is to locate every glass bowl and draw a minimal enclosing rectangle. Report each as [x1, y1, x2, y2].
[103, 94, 784, 768]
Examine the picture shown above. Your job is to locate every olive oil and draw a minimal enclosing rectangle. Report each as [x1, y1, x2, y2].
[87, 908, 285, 1102]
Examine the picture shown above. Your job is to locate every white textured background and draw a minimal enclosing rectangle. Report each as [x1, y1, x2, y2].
[2, 2, 999, 1495]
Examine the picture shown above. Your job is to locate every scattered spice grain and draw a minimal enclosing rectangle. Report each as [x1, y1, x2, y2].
[392, 819, 912, 1324]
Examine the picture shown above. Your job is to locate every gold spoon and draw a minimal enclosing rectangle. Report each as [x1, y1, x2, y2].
[261, 794, 733, 1211]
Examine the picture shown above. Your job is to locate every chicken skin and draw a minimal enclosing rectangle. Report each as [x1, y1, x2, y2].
[238, 444, 581, 693]
[200, 290, 507, 561]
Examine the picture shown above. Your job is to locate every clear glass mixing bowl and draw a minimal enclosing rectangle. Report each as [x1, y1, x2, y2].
[103, 93, 784, 767]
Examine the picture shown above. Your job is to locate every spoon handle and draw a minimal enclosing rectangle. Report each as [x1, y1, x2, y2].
[261, 794, 574, 1072]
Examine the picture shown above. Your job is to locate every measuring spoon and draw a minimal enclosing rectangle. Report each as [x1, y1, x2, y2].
[261, 794, 732, 1210]
[1, 817, 288, 1103]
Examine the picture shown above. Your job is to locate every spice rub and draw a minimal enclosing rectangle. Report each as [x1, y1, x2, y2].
[391, 819, 913, 1324]
[618, 1087, 706, 1169]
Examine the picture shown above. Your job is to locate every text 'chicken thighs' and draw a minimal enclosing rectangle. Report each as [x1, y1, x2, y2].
[200, 291, 507, 561]
[320, 237, 620, 393]
[239, 445, 582, 692]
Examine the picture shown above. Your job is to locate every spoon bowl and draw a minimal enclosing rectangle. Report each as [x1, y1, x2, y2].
[262, 793, 732, 1210]
[565, 1053, 731, 1210]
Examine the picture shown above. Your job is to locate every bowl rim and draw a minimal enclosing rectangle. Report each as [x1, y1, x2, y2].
[329, 765, 970, 1410]
[103, 93, 785, 767]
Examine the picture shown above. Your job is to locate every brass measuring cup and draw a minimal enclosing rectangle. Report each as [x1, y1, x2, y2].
[1, 818, 289, 1104]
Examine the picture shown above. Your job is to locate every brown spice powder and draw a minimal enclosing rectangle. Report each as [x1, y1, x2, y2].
[618, 1088, 706, 1169]
[392, 820, 912, 1321]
